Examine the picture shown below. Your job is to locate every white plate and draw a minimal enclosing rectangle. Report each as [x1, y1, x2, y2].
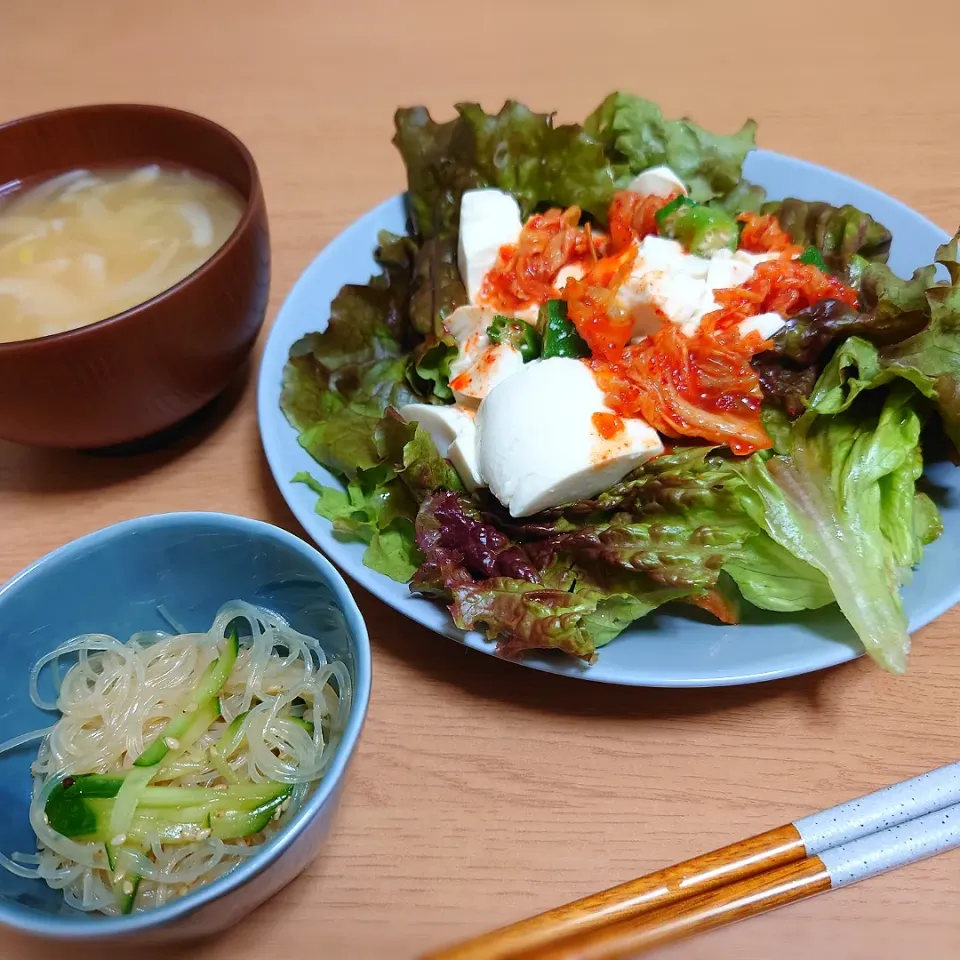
[258, 149, 960, 687]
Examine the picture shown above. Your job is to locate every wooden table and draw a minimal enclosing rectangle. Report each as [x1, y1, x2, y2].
[2, 1, 959, 957]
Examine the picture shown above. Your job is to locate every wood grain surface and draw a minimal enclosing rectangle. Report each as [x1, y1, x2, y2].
[1, 2, 959, 958]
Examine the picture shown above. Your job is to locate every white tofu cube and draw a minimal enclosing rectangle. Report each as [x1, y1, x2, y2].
[398, 402, 486, 491]
[738, 311, 786, 341]
[397, 403, 475, 457]
[457, 188, 524, 305]
[443, 305, 527, 405]
[618, 237, 711, 339]
[476, 357, 663, 517]
[625, 165, 687, 199]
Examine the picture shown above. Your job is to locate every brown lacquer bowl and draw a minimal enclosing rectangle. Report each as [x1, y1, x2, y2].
[0, 104, 270, 448]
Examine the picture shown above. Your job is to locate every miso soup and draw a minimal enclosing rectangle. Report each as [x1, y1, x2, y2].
[0, 165, 244, 343]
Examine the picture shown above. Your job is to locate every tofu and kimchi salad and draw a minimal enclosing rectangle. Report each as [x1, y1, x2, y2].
[282, 93, 960, 674]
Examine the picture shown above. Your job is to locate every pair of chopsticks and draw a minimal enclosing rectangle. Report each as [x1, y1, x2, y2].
[423, 760, 960, 960]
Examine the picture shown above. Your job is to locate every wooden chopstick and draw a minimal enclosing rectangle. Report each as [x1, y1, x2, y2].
[520, 800, 960, 959]
[422, 761, 960, 960]
[520, 857, 831, 959]
[422, 824, 806, 960]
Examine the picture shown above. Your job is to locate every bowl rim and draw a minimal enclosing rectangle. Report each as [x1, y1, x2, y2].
[0, 510, 372, 940]
[0, 102, 264, 356]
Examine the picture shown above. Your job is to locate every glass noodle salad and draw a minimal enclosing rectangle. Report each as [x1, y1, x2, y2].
[282, 93, 960, 674]
[0, 602, 351, 915]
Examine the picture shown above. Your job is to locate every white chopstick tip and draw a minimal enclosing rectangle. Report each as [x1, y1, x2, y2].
[795, 761, 960, 853]
[820, 803, 960, 887]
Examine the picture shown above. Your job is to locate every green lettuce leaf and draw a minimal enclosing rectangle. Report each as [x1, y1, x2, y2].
[563, 445, 733, 514]
[584, 93, 758, 203]
[557, 508, 751, 592]
[409, 233, 466, 337]
[860, 259, 936, 320]
[723, 534, 835, 612]
[711, 179, 768, 216]
[393, 101, 617, 231]
[404, 231, 465, 401]
[363, 521, 421, 582]
[449, 570, 683, 661]
[450, 579, 603, 661]
[394, 94, 759, 234]
[737, 384, 937, 673]
[406, 337, 458, 402]
[280, 228, 423, 479]
[578, 592, 671, 649]
[283, 354, 416, 479]
[281, 217, 465, 484]
[293, 468, 421, 582]
[375, 414, 464, 499]
[289, 416, 465, 584]
[881, 235, 960, 446]
[280, 224, 469, 582]
[392, 107, 485, 240]
[760, 198, 892, 268]
[552, 446, 831, 616]
[753, 241, 950, 419]
[802, 336, 936, 416]
[458, 101, 618, 222]
[539, 122, 625, 220]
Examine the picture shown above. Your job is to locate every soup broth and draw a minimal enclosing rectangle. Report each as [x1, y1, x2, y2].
[0, 165, 244, 343]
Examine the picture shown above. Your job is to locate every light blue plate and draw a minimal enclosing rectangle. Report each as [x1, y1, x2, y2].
[257, 150, 960, 687]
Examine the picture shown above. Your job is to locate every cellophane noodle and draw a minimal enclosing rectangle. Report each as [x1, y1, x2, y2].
[0, 601, 352, 915]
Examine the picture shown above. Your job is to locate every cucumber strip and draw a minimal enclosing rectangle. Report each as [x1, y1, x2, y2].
[117, 874, 140, 914]
[210, 794, 290, 840]
[138, 784, 289, 806]
[211, 711, 313, 780]
[129, 786, 291, 844]
[216, 711, 249, 760]
[158, 757, 206, 780]
[104, 842, 143, 913]
[161, 698, 222, 766]
[134, 629, 238, 768]
[126, 820, 211, 844]
[50, 783, 292, 842]
[105, 766, 155, 840]
[288, 717, 315, 737]
[107, 629, 238, 838]
[217, 713, 312, 765]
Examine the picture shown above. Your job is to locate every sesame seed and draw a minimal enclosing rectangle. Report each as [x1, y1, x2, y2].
[122, 881, 134, 896]
[214, 784, 227, 791]
[184, 702, 198, 713]
[42, 814, 49, 825]
[195, 828, 211, 841]
[164, 737, 180, 750]
[208, 745, 219, 758]
[178, 886, 190, 897]
[111, 835, 126, 846]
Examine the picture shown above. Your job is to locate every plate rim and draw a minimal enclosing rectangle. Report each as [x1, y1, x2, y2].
[257, 148, 957, 688]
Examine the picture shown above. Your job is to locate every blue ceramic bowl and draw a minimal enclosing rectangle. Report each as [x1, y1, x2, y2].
[0, 512, 371, 942]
